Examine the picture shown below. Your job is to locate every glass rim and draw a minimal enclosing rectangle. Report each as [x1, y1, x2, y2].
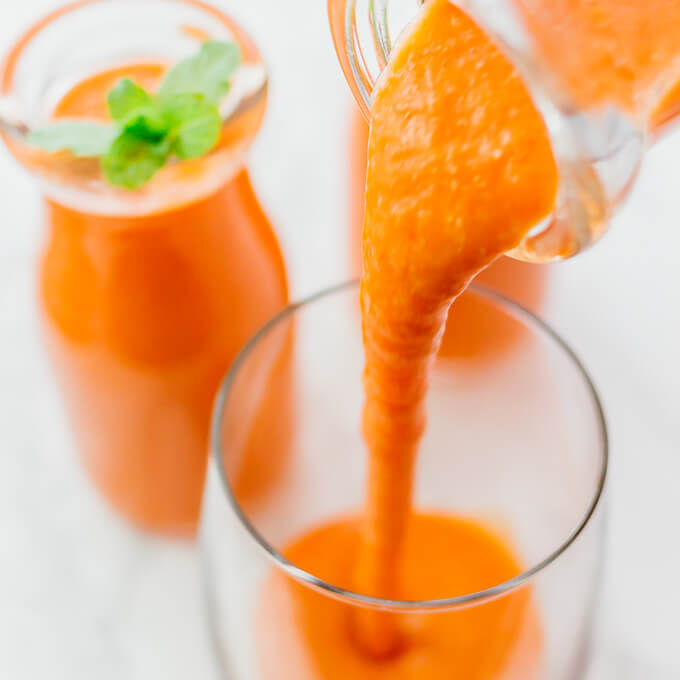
[209, 279, 609, 612]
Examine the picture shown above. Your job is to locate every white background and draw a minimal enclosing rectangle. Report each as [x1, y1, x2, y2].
[0, 1, 679, 678]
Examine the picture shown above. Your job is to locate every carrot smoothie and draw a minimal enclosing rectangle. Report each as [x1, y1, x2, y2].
[343, 1, 680, 645]
[259, 514, 540, 680]
[349, 110, 548, 360]
[38, 62, 290, 534]
[259, 0, 557, 676]
[355, 0, 556, 658]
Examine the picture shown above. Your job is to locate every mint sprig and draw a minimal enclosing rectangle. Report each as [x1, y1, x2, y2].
[26, 41, 242, 190]
[27, 121, 116, 158]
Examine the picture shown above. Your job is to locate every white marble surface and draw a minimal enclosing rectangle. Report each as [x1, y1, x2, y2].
[0, 1, 679, 678]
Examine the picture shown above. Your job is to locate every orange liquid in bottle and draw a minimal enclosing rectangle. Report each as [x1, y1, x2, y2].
[42, 64, 290, 535]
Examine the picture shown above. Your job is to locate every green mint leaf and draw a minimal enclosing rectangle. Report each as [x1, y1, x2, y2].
[27, 121, 116, 157]
[121, 105, 169, 142]
[26, 42, 240, 190]
[101, 132, 171, 189]
[109, 78, 169, 141]
[158, 40, 241, 104]
[107, 78, 152, 121]
[160, 93, 221, 159]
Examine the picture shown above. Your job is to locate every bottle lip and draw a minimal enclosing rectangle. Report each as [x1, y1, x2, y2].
[0, 0, 267, 216]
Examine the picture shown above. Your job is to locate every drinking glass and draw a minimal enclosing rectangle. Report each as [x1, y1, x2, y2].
[200, 281, 608, 680]
[329, 0, 680, 262]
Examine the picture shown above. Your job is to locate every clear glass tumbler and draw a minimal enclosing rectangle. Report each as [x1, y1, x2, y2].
[200, 281, 608, 680]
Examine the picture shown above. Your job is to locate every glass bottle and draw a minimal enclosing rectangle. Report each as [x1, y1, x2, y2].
[0, 0, 292, 536]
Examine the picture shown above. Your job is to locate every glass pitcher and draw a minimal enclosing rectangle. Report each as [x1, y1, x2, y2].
[0, 0, 293, 537]
[330, 0, 680, 262]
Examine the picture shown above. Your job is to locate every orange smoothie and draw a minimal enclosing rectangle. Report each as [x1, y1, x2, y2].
[259, 0, 556, 676]
[349, 110, 548, 360]
[41, 64, 290, 534]
[356, 0, 556, 656]
[259, 515, 540, 680]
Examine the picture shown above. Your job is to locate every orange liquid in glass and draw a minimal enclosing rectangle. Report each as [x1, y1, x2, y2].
[259, 514, 540, 680]
[42, 64, 290, 535]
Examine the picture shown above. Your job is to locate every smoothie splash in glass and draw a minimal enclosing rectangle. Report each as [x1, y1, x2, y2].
[0, 0, 292, 536]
